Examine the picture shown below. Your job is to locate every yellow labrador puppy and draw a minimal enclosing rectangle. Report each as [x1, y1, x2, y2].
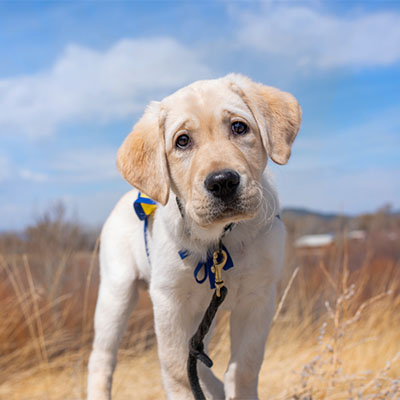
[87, 74, 301, 399]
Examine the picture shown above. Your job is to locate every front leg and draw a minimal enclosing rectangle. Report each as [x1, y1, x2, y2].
[151, 284, 225, 400]
[224, 285, 276, 400]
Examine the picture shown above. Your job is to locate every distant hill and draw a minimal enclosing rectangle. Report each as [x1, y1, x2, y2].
[281, 207, 348, 221]
[280, 206, 400, 238]
[280, 208, 352, 237]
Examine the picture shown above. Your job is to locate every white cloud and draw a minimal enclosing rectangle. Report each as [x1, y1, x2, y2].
[236, 5, 400, 69]
[50, 147, 119, 182]
[0, 37, 210, 138]
[0, 154, 48, 183]
[19, 169, 48, 183]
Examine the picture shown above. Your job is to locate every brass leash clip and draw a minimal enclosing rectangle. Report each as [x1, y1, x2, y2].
[211, 249, 228, 297]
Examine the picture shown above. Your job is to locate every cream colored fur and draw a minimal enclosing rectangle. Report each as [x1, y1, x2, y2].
[87, 74, 301, 400]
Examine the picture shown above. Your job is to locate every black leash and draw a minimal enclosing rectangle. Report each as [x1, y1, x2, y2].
[177, 197, 232, 399]
[187, 237, 229, 400]
[187, 286, 228, 400]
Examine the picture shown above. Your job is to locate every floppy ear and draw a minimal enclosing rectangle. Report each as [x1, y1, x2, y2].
[227, 74, 302, 165]
[117, 101, 170, 205]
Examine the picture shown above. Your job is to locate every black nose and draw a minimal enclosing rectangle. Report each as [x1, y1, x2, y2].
[204, 169, 240, 201]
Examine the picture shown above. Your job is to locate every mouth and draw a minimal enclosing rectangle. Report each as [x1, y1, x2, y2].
[189, 182, 263, 227]
[191, 198, 259, 227]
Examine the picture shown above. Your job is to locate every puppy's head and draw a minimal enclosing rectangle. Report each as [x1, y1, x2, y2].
[117, 74, 301, 227]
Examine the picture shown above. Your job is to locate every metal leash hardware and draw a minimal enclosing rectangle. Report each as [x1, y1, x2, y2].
[211, 249, 227, 297]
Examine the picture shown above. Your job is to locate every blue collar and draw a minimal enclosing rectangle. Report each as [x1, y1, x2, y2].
[133, 192, 280, 290]
[133, 192, 236, 288]
[178, 245, 234, 290]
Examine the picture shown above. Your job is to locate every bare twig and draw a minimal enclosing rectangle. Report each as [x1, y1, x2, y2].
[272, 267, 299, 324]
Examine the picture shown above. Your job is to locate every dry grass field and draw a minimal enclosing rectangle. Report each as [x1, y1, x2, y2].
[0, 207, 399, 399]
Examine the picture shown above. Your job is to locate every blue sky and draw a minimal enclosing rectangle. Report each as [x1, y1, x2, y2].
[1, 1, 399, 230]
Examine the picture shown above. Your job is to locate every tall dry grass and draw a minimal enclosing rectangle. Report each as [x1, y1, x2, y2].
[0, 217, 399, 399]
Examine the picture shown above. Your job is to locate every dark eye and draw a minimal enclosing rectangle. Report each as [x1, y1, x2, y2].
[231, 121, 248, 135]
[176, 134, 191, 149]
